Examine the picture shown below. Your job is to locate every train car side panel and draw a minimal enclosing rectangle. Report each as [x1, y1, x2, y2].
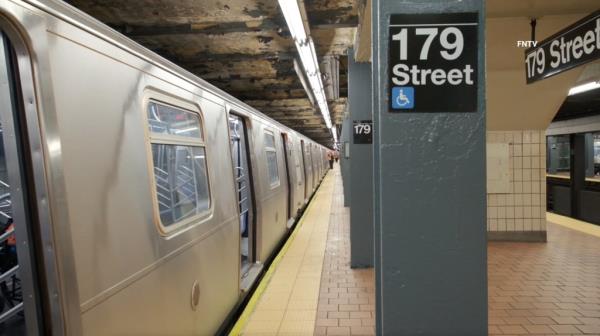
[45, 20, 239, 334]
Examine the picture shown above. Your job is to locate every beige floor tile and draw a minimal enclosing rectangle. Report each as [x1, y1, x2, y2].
[243, 320, 282, 333]
[282, 309, 317, 321]
[278, 320, 317, 333]
[240, 169, 337, 335]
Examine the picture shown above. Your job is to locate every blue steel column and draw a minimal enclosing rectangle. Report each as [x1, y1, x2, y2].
[372, 1, 488, 335]
[348, 48, 374, 268]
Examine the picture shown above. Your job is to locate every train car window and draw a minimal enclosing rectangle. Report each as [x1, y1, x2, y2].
[146, 101, 210, 231]
[147, 103, 203, 138]
[264, 131, 280, 188]
[546, 135, 570, 178]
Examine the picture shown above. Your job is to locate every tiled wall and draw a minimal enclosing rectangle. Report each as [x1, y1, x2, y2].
[487, 130, 547, 239]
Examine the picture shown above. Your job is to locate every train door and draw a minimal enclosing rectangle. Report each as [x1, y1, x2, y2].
[300, 140, 309, 202]
[0, 31, 45, 335]
[293, 138, 304, 212]
[228, 114, 257, 287]
[311, 145, 318, 189]
[280, 133, 293, 228]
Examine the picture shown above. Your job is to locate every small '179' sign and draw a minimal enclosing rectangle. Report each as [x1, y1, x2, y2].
[353, 120, 372, 144]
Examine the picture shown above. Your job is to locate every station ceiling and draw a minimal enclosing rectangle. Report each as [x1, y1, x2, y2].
[66, 0, 358, 147]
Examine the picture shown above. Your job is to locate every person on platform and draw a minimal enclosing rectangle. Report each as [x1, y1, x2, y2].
[327, 151, 334, 169]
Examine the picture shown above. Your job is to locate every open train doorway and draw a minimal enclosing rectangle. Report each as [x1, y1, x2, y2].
[228, 114, 257, 290]
[0, 30, 45, 335]
[280, 134, 293, 228]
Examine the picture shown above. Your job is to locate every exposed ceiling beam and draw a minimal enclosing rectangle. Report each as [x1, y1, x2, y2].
[110, 16, 358, 37]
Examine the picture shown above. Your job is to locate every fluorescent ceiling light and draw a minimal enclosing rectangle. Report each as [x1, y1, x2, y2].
[568, 81, 600, 96]
[278, 0, 307, 42]
[332, 125, 338, 144]
[294, 59, 315, 106]
[278, 0, 333, 130]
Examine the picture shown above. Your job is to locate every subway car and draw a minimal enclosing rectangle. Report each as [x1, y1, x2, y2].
[0, 0, 330, 334]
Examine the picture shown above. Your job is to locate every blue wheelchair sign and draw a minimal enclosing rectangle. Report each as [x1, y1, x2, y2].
[391, 86, 414, 109]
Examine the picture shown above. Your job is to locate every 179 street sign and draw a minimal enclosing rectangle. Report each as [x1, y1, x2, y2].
[388, 13, 479, 113]
[525, 11, 600, 84]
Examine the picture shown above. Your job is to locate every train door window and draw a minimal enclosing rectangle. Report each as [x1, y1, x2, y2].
[264, 131, 280, 188]
[0, 30, 44, 335]
[228, 114, 256, 281]
[146, 101, 211, 233]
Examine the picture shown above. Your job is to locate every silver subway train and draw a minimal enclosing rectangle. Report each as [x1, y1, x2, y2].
[0, 0, 330, 334]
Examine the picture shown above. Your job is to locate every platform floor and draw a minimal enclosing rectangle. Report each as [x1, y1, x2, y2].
[237, 164, 600, 335]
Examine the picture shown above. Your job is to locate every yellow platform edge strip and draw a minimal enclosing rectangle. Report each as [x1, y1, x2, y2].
[228, 171, 330, 336]
[547, 212, 600, 238]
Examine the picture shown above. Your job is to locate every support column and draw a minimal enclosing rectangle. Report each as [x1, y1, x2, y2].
[372, 1, 487, 334]
[348, 48, 374, 268]
[341, 112, 352, 207]
[571, 133, 586, 219]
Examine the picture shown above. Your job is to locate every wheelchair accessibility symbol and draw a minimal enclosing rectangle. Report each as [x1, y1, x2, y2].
[392, 87, 414, 109]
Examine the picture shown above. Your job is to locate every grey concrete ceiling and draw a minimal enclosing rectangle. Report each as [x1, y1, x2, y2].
[66, 0, 358, 147]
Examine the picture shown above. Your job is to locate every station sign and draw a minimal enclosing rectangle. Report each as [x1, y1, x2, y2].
[353, 120, 372, 144]
[525, 11, 600, 84]
[388, 13, 479, 113]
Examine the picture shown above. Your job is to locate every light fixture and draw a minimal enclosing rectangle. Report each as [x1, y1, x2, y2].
[568, 81, 600, 96]
[278, 0, 306, 42]
[293, 59, 315, 106]
[332, 125, 338, 144]
[278, 0, 333, 130]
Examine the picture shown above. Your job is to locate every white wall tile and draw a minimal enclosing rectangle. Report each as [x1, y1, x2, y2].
[506, 219, 515, 231]
[489, 206, 497, 219]
[497, 207, 506, 219]
[515, 206, 523, 218]
[515, 218, 524, 231]
[506, 207, 515, 218]
[514, 144, 523, 156]
[487, 130, 547, 233]
[490, 219, 498, 231]
[523, 218, 532, 231]
[498, 218, 506, 231]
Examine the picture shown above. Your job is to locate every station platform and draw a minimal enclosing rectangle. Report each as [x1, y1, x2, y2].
[233, 164, 600, 336]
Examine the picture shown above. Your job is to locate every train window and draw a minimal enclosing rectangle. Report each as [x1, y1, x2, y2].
[264, 131, 280, 188]
[146, 100, 210, 231]
[147, 102, 203, 138]
[546, 135, 570, 178]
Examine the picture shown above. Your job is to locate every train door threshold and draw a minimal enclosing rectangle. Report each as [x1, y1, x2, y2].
[240, 264, 263, 293]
